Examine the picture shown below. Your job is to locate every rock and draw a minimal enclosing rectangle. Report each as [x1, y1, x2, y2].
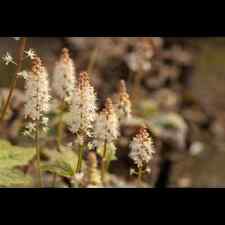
[182, 108, 211, 129]
[150, 113, 188, 150]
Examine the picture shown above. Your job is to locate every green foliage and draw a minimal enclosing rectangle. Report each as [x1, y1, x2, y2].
[137, 100, 158, 118]
[97, 143, 117, 162]
[0, 139, 36, 169]
[151, 113, 187, 131]
[0, 139, 35, 187]
[42, 147, 79, 178]
[42, 162, 74, 178]
[0, 168, 33, 187]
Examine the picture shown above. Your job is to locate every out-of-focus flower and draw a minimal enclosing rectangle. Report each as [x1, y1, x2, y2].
[84, 152, 102, 187]
[125, 39, 154, 73]
[74, 173, 84, 183]
[17, 71, 29, 80]
[114, 80, 132, 122]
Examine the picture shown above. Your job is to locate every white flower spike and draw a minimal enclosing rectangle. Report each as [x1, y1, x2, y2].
[67, 71, 97, 138]
[94, 98, 119, 148]
[114, 80, 132, 122]
[129, 127, 155, 170]
[23, 57, 50, 137]
[52, 48, 76, 104]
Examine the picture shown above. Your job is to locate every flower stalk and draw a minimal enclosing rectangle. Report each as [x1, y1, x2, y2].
[35, 120, 43, 188]
[67, 72, 97, 174]
[56, 108, 64, 150]
[76, 144, 84, 173]
[94, 98, 119, 184]
[138, 167, 143, 186]
[101, 140, 108, 183]
[84, 152, 102, 187]
[129, 127, 155, 186]
[0, 37, 27, 124]
[22, 57, 50, 188]
[114, 80, 132, 122]
[52, 173, 57, 188]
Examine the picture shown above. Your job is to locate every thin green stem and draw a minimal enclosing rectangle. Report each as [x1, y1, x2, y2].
[105, 158, 111, 173]
[75, 112, 84, 174]
[57, 111, 64, 150]
[52, 173, 57, 188]
[101, 140, 108, 183]
[0, 37, 27, 124]
[76, 144, 84, 174]
[35, 121, 43, 188]
[138, 167, 143, 187]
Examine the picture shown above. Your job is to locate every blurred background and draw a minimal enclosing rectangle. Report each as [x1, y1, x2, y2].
[1, 37, 225, 187]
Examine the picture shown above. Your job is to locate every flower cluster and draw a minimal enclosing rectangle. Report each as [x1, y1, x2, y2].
[129, 127, 155, 171]
[2, 52, 16, 65]
[94, 98, 119, 148]
[67, 72, 97, 139]
[52, 48, 76, 104]
[24, 49, 36, 60]
[1, 41, 158, 187]
[2, 48, 36, 66]
[23, 57, 50, 137]
[114, 80, 132, 121]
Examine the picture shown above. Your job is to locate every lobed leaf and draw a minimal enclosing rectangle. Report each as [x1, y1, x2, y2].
[42, 147, 79, 178]
[0, 168, 33, 187]
[97, 143, 117, 162]
[0, 139, 36, 169]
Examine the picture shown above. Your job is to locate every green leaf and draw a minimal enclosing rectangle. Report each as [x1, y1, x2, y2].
[42, 161, 75, 178]
[0, 139, 11, 149]
[0, 168, 33, 187]
[97, 143, 117, 162]
[0, 139, 36, 169]
[42, 147, 79, 178]
[150, 113, 188, 133]
[137, 100, 158, 118]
